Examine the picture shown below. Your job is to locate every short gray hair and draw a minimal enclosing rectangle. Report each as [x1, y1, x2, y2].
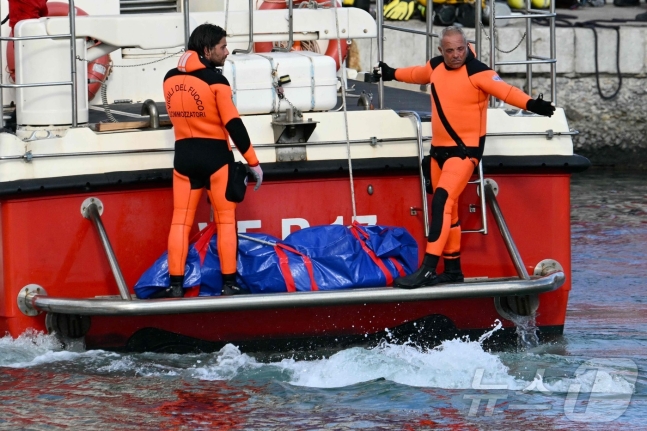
[440, 26, 467, 45]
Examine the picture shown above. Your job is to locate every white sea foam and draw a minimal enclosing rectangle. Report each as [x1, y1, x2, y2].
[0, 330, 113, 369]
[282, 337, 524, 389]
[0, 329, 64, 367]
[0, 327, 637, 396]
[189, 344, 260, 381]
[541, 358, 638, 394]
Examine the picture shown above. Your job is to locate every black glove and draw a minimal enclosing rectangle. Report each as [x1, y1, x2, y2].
[376, 61, 397, 82]
[526, 94, 555, 117]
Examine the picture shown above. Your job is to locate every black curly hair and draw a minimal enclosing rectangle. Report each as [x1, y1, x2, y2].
[188, 24, 227, 55]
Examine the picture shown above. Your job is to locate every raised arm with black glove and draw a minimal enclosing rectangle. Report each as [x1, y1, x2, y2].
[374, 61, 397, 82]
[526, 94, 555, 117]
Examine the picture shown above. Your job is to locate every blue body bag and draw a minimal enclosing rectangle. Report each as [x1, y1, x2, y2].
[134, 223, 418, 298]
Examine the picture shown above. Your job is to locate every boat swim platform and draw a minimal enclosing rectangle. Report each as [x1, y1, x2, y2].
[18, 271, 564, 317]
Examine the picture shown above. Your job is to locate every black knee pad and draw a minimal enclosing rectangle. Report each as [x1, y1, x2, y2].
[428, 187, 449, 242]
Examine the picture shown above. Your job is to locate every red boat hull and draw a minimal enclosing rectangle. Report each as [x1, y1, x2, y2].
[0, 171, 570, 352]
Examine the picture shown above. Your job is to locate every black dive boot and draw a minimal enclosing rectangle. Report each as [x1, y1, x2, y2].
[150, 275, 184, 298]
[393, 254, 439, 289]
[436, 258, 465, 285]
[222, 273, 250, 296]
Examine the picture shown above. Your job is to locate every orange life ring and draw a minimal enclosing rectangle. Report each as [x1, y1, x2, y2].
[6, 2, 111, 101]
[254, 0, 348, 70]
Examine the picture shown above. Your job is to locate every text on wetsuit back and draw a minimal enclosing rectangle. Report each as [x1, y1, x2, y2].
[166, 84, 206, 118]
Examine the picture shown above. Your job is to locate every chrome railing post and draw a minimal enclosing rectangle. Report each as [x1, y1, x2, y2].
[233, 0, 255, 54]
[273, 0, 293, 52]
[525, 0, 533, 97]
[399, 111, 429, 237]
[69, 0, 78, 127]
[0, 0, 4, 129]
[550, 0, 557, 104]
[183, 0, 190, 50]
[82, 199, 132, 300]
[477, 162, 487, 234]
[484, 183, 530, 280]
[488, 0, 496, 107]
[425, 0, 434, 61]
[287, 0, 294, 51]
[475, 0, 482, 59]
[376, 0, 384, 109]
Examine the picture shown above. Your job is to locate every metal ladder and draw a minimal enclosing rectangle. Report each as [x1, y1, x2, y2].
[0, 0, 81, 128]
[476, 1, 558, 106]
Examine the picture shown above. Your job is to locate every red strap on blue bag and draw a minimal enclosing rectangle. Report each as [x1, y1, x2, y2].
[193, 222, 217, 265]
[182, 223, 218, 297]
[274, 243, 319, 292]
[350, 222, 406, 286]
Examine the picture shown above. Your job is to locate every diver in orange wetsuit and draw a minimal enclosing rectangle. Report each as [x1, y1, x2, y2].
[161, 24, 263, 297]
[377, 26, 555, 288]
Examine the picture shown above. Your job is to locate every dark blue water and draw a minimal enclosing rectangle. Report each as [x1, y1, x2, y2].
[1, 170, 645, 430]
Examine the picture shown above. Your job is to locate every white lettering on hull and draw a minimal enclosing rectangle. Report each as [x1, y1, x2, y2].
[198, 215, 378, 239]
[238, 220, 262, 233]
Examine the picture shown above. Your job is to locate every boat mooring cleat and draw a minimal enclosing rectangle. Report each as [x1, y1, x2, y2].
[394, 254, 440, 289]
[222, 274, 251, 296]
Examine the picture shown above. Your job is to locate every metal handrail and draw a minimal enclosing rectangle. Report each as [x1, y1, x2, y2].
[1, 81, 74, 89]
[272, 0, 294, 53]
[183, 0, 190, 49]
[81, 200, 132, 300]
[497, 59, 556, 66]
[377, 0, 558, 108]
[382, 25, 439, 38]
[463, 162, 488, 235]
[22, 271, 565, 316]
[495, 13, 556, 20]
[484, 183, 530, 280]
[481, 0, 558, 107]
[233, 0, 255, 54]
[0, 129, 578, 161]
[399, 111, 429, 237]
[0, 0, 79, 127]
[1, 34, 73, 41]
[382, 25, 476, 46]
[376, 0, 385, 109]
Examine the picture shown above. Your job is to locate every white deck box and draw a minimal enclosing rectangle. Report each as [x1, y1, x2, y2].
[222, 51, 338, 115]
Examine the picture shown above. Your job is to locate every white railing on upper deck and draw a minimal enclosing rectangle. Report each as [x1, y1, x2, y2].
[375, 0, 558, 109]
[0, 0, 80, 127]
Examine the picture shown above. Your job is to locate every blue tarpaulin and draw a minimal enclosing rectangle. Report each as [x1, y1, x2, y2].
[134, 223, 418, 299]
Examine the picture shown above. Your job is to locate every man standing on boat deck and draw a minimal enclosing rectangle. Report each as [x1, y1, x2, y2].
[161, 24, 263, 297]
[376, 26, 555, 289]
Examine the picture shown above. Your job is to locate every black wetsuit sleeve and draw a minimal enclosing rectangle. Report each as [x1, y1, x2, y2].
[225, 118, 252, 155]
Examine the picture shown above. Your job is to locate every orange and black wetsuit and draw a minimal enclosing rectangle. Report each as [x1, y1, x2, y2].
[163, 50, 259, 280]
[395, 48, 531, 262]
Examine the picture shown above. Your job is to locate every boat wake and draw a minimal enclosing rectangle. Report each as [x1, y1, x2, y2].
[0, 325, 636, 397]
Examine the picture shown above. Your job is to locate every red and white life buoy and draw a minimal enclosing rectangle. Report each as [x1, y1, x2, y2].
[254, 0, 348, 70]
[6, 2, 111, 101]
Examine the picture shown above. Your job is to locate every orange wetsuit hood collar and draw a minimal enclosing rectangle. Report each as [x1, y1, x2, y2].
[177, 50, 216, 73]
